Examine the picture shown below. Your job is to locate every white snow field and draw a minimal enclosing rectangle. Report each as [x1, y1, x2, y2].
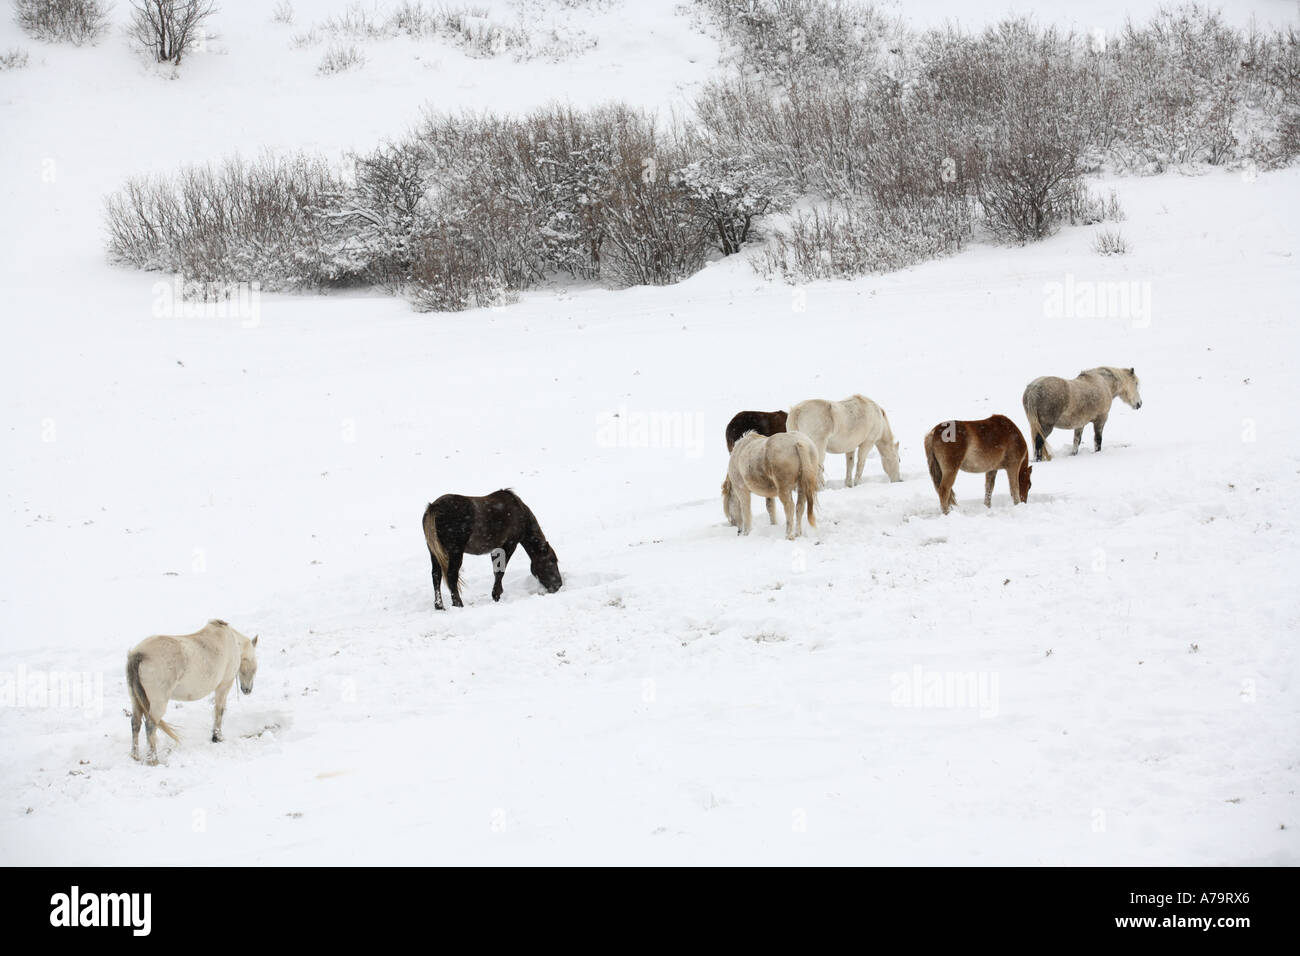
[1, 2, 1297, 865]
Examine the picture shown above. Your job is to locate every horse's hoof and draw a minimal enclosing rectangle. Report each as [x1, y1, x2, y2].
[492, 593, 502, 602]
[211, 734, 222, 743]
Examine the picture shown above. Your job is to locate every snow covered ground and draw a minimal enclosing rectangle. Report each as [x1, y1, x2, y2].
[1, 1, 1297, 865]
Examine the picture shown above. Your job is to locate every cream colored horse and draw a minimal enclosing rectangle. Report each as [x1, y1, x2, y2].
[1022, 366, 1142, 461]
[722, 431, 819, 539]
[127, 619, 258, 765]
[787, 394, 902, 488]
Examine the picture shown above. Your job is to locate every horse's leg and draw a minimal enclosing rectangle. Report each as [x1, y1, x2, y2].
[1038, 424, 1054, 461]
[130, 701, 141, 761]
[1072, 428, 1083, 455]
[430, 550, 445, 611]
[938, 468, 958, 515]
[855, 442, 869, 486]
[844, 450, 855, 488]
[1093, 413, 1108, 452]
[740, 489, 753, 535]
[765, 497, 777, 525]
[145, 714, 159, 766]
[212, 680, 233, 743]
[780, 489, 797, 539]
[984, 471, 996, 508]
[447, 550, 466, 607]
[1008, 465, 1023, 505]
[491, 542, 517, 601]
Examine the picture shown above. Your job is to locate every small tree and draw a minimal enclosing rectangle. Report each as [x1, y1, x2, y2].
[129, 0, 217, 65]
[677, 155, 792, 255]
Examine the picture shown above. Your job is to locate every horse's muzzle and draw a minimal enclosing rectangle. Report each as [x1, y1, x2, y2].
[1135, 401, 1143, 409]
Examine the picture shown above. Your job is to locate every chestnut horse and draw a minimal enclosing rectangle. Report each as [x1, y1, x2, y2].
[923, 415, 1032, 515]
[422, 489, 562, 609]
[725, 409, 787, 452]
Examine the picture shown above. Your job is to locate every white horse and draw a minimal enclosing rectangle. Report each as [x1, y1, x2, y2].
[787, 394, 902, 488]
[723, 431, 819, 539]
[126, 619, 258, 765]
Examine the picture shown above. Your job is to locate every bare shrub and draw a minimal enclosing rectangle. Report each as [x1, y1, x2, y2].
[1069, 187, 1125, 225]
[14, 0, 110, 44]
[317, 42, 365, 74]
[128, 0, 217, 65]
[104, 153, 342, 287]
[270, 0, 292, 24]
[1, 47, 31, 68]
[1092, 229, 1128, 255]
[759, 195, 970, 282]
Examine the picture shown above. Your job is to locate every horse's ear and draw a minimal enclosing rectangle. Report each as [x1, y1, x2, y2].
[1129, 367, 1135, 375]
[252, 635, 259, 647]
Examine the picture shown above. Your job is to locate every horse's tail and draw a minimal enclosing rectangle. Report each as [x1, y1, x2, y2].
[126, 651, 180, 742]
[796, 440, 818, 528]
[1022, 389, 1045, 459]
[422, 504, 449, 578]
[925, 432, 943, 493]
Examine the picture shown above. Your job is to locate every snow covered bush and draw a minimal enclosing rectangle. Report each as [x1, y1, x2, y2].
[758, 195, 969, 283]
[270, 0, 292, 25]
[14, 0, 110, 44]
[1, 47, 30, 68]
[104, 153, 340, 287]
[676, 155, 793, 255]
[693, 0, 907, 88]
[128, 0, 218, 65]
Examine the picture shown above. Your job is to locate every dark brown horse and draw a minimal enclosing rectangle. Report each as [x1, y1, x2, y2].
[725, 410, 787, 452]
[923, 415, 1032, 515]
[422, 489, 562, 609]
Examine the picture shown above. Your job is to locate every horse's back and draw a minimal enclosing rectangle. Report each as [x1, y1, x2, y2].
[725, 410, 786, 451]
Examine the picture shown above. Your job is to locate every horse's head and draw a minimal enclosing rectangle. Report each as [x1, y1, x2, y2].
[531, 543, 562, 594]
[1019, 461, 1033, 503]
[1121, 367, 1142, 409]
[238, 634, 259, 695]
[1108, 366, 1142, 409]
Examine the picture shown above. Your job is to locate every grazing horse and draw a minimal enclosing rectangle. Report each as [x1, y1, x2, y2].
[787, 394, 902, 488]
[924, 415, 1032, 515]
[1022, 367, 1142, 461]
[725, 409, 787, 452]
[422, 489, 562, 610]
[127, 619, 259, 765]
[722, 431, 819, 539]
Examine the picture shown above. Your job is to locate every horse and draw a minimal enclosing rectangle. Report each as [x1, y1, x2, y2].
[1022, 367, 1142, 461]
[722, 431, 819, 539]
[923, 415, 1032, 515]
[786, 394, 901, 488]
[422, 489, 562, 610]
[725, 409, 787, 452]
[126, 619, 259, 765]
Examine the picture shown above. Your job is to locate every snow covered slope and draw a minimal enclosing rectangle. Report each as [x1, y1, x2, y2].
[0, 1, 1296, 865]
